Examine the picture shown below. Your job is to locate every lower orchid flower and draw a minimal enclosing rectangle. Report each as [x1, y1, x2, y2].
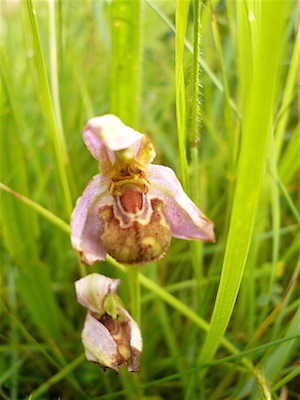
[75, 273, 142, 372]
[71, 114, 215, 265]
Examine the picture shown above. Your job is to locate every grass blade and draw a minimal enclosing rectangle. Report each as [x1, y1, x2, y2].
[25, 0, 73, 215]
[190, 0, 201, 205]
[0, 183, 70, 234]
[199, 0, 289, 368]
[110, 0, 141, 128]
[175, 0, 190, 192]
[275, 17, 300, 157]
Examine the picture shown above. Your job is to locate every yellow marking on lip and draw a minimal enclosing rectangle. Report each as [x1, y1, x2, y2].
[141, 236, 162, 253]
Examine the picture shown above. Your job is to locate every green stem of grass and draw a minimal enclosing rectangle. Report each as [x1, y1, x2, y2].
[27, 354, 86, 400]
[210, 2, 235, 168]
[145, 0, 239, 116]
[0, 183, 87, 277]
[48, 0, 76, 195]
[198, 0, 289, 372]
[7, 270, 19, 400]
[275, 22, 300, 158]
[190, 0, 203, 308]
[271, 366, 300, 392]
[175, 0, 190, 193]
[25, 0, 73, 216]
[110, 0, 141, 128]
[190, 0, 201, 205]
[0, 183, 70, 233]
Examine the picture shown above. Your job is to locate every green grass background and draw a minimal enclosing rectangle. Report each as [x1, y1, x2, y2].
[1, 0, 299, 399]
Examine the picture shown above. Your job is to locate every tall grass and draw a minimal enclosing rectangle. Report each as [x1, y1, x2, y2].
[1, 1, 299, 400]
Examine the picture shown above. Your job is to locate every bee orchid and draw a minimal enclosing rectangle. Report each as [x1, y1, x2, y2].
[71, 114, 215, 265]
[75, 273, 142, 372]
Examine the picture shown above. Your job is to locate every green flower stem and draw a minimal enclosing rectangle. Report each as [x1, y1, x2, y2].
[126, 266, 141, 325]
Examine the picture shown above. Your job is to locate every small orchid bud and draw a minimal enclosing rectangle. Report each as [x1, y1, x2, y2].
[71, 115, 215, 266]
[75, 274, 142, 372]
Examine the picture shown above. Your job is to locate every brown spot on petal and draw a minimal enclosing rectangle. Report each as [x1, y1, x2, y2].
[127, 346, 141, 372]
[99, 199, 171, 265]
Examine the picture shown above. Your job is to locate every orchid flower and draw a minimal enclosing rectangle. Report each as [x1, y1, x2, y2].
[75, 273, 142, 372]
[71, 114, 215, 265]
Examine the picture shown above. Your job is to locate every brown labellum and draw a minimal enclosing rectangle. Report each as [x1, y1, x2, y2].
[99, 191, 171, 265]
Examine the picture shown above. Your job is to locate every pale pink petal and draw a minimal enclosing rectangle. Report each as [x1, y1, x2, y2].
[75, 274, 120, 314]
[82, 312, 120, 371]
[148, 165, 215, 242]
[70, 175, 113, 265]
[83, 115, 143, 162]
[83, 115, 156, 170]
[82, 124, 115, 168]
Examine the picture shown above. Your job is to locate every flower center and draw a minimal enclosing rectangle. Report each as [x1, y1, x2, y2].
[112, 184, 152, 228]
[120, 185, 143, 213]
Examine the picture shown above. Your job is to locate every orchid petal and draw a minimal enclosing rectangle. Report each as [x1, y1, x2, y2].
[148, 165, 215, 242]
[70, 175, 113, 265]
[83, 115, 142, 164]
[75, 274, 120, 314]
[86, 115, 143, 151]
[82, 312, 120, 371]
[83, 115, 156, 169]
